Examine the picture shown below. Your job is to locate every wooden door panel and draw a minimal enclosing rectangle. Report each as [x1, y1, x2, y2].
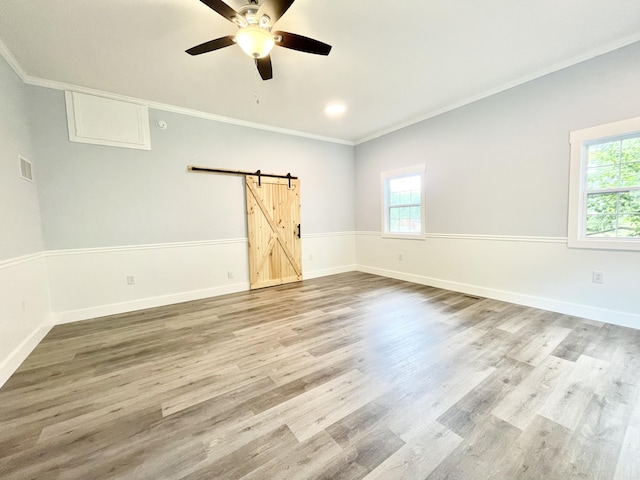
[246, 175, 302, 289]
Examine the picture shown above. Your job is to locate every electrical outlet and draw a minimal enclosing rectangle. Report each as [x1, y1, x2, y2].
[308, 254, 313, 260]
[398, 254, 403, 261]
[592, 271, 604, 284]
[227, 271, 234, 279]
[126, 275, 136, 285]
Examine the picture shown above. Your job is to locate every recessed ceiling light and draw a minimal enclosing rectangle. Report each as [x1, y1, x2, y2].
[325, 103, 347, 117]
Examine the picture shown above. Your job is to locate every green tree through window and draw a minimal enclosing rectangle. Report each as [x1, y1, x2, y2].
[388, 175, 421, 233]
[585, 137, 640, 238]
[381, 165, 425, 237]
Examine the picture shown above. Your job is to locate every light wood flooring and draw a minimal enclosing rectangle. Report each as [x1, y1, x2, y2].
[1, 272, 639, 479]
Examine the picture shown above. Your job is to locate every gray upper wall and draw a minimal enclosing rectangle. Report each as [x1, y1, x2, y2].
[0, 54, 44, 261]
[355, 41, 640, 237]
[27, 87, 355, 251]
[6, 40, 640, 253]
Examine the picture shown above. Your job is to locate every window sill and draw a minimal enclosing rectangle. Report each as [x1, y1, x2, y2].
[568, 237, 640, 252]
[382, 233, 426, 241]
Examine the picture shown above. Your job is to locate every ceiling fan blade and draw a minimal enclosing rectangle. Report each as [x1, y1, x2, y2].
[257, 0, 295, 25]
[186, 35, 236, 55]
[255, 56, 273, 81]
[198, 0, 240, 23]
[275, 31, 332, 56]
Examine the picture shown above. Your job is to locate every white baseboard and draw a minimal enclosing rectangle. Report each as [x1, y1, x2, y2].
[356, 265, 640, 330]
[304, 265, 357, 280]
[46, 233, 357, 324]
[54, 265, 361, 325]
[53, 282, 251, 325]
[0, 318, 53, 387]
[53, 265, 362, 325]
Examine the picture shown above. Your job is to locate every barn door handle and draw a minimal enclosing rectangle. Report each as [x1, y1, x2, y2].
[297, 224, 301, 238]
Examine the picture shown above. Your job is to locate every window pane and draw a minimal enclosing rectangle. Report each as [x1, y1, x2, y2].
[620, 162, 640, 188]
[621, 137, 640, 163]
[586, 214, 617, 237]
[586, 165, 619, 190]
[586, 193, 617, 214]
[619, 191, 640, 214]
[389, 176, 421, 206]
[617, 214, 640, 237]
[588, 140, 621, 167]
[390, 207, 404, 221]
[586, 193, 640, 238]
[390, 176, 419, 191]
[388, 178, 403, 192]
[389, 206, 421, 233]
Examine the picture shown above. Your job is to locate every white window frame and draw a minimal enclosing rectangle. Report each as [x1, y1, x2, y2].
[568, 116, 640, 251]
[380, 164, 426, 240]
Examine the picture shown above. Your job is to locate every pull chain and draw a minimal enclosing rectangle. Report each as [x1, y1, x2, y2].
[254, 70, 261, 105]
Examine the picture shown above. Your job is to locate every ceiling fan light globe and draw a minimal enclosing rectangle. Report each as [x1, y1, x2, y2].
[236, 26, 275, 59]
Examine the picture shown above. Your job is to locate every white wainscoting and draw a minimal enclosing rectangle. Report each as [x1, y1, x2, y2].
[302, 232, 356, 279]
[47, 233, 357, 325]
[0, 233, 356, 386]
[356, 232, 640, 329]
[9, 229, 634, 387]
[0, 253, 52, 386]
[46, 239, 251, 324]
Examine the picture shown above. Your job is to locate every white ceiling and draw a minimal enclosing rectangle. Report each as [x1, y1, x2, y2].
[1, 0, 639, 144]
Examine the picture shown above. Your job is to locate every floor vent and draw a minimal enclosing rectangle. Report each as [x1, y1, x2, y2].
[19, 156, 33, 182]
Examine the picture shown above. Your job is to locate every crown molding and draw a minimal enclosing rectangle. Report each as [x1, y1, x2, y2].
[0, 38, 27, 81]
[23, 75, 355, 146]
[354, 33, 640, 145]
[3, 30, 640, 148]
[0, 40, 354, 147]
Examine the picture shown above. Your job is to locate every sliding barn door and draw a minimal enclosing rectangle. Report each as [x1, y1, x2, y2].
[246, 175, 302, 289]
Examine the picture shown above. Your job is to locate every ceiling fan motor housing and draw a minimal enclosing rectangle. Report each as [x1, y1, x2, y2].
[236, 25, 275, 58]
[186, 0, 332, 80]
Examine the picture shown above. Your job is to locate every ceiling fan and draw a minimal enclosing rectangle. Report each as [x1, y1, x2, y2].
[186, 0, 332, 80]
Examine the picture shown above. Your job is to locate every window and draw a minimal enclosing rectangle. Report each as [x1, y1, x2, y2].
[568, 116, 640, 250]
[381, 164, 425, 238]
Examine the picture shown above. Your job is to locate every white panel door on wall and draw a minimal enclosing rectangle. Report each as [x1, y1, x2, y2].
[246, 175, 302, 289]
[64, 91, 151, 150]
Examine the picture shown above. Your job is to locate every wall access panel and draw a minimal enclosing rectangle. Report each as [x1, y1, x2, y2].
[65, 91, 151, 150]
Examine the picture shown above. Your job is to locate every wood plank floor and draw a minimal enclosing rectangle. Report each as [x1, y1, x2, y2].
[1, 272, 639, 479]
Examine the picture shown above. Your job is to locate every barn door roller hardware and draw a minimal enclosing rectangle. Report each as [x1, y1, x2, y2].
[188, 166, 297, 188]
